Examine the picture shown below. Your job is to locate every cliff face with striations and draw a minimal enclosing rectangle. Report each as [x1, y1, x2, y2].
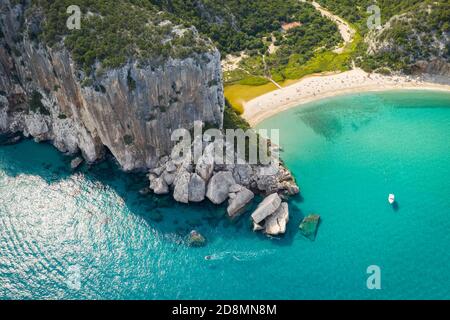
[0, 0, 224, 170]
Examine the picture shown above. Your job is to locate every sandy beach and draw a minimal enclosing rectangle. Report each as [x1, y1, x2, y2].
[243, 68, 450, 126]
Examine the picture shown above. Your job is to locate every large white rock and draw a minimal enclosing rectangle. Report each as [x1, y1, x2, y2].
[206, 171, 235, 204]
[150, 177, 169, 195]
[162, 171, 176, 186]
[150, 166, 165, 176]
[251, 193, 282, 224]
[229, 184, 243, 193]
[227, 187, 254, 218]
[264, 202, 289, 235]
[173, 170, 190, 203]
[165, 160, 177, 173]
[188, 173, 206, 202]
[196, 143, 215, 181]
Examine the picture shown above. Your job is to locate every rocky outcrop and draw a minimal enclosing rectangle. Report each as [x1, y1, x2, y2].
[196, 143, 215, 181]
[227, 185, 254, 219]
[411, 59, 450, 78]
[0, 1, 224, 171]
[173, 170, 191, 203]
[251, 193, 282, 224]
[187, 230, 206, 247]
[264, 202, 289, 236]
[70, 157, 84, 170]
[146, 137, 299, 235]
[206, 171, 236, 204]
[299, 214, 321, 241]
[188, 173, 206, 202]
[250, 193, 290, 236]
[1, 1, 300, 238]
[150, 177, 170, 195]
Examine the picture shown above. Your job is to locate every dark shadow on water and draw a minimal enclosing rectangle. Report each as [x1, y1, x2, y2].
[298, 112, 343, 141]
[392, 202, 400, 212]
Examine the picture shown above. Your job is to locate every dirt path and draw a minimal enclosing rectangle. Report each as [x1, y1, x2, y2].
[301, 0, 356, 53]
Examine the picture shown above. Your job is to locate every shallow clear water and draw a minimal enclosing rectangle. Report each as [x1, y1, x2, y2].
[1, 90, 449, 299]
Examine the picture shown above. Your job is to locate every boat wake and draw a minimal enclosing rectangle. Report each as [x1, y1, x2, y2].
[205, 249, 275, 262]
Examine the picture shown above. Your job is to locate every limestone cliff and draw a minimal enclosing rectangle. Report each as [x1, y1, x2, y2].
[0, 0, 224, 170]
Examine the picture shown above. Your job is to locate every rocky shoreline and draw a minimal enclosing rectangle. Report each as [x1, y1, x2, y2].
[147, 138, 299, 236]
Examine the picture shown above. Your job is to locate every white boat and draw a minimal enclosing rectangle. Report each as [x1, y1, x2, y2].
[388, 194, 395, 204]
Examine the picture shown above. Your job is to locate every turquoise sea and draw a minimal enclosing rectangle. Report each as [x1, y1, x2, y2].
[1, 90, 449, 299]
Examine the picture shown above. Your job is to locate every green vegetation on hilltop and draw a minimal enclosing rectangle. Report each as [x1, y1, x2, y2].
[150, 0, 339, 55]
[316, 0, 450, 72]
[32, 0, 213, 74]
[315, 0, 428, 30]
[150, 0, 342, 78]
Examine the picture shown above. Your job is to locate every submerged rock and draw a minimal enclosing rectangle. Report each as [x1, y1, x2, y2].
[264, 202, 289, 236]
[70, 157, 84, 170]
[149, 210, 164, 222]
[299, 214, 321, 241]
[227, 186, 254, 219]
[139, 187, 150, 195]
[0, 132, 22, 146]
[187, 230, 206, 247]
[206, 171, 235, 204]
[251, 193, 282, 224]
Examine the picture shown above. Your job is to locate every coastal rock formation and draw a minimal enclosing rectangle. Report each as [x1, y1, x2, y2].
[150, 177, 170, 195]
[173, 170, 191, 204]
[299, 214, 321, 241]
[251, 193, 282, 224]
[0, 0, 224, 171]
[188, 173, 206, 203]
[250, 193, 290, 236]
[365, 1, 450, 77]
[264, 202, 289, 236]
[206, 171, 236, 204]
[195, 144, 215, 181]
[227, 185, 254, 219]
[0, 0, 300, 238]
[146, 138, 299, 235]
[70, 157, 84, 170]
[187, 230, 206, 247]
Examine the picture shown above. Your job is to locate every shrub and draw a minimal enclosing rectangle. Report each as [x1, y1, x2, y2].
[29, 90, 50, 115]
[123, 134, 134, 145]
[127, 70, 136, 92]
